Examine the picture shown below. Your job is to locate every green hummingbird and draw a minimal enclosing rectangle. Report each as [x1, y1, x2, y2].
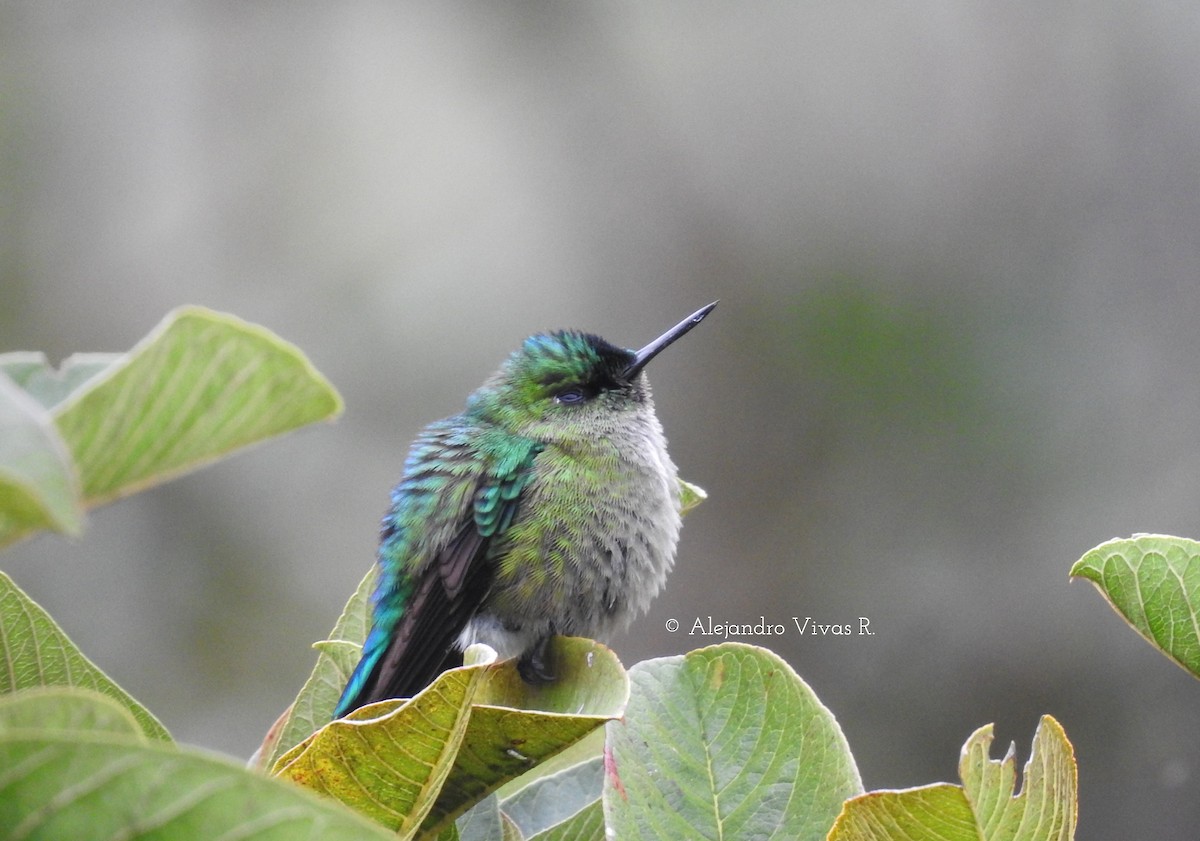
[333, 302, 716, 718]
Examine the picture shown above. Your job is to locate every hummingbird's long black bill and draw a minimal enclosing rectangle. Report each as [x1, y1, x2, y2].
[624, 301, 718, 379]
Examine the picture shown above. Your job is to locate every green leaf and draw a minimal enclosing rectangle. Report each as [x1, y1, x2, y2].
[829, 715, 1076, 841]
[0, 571, 171, 742]
[470, 638, 627, 714]
[495, 728, 604, 802]
[0, 687, 146, 740]
[0, 352, 120, 410]
[603, 642, 862, 841]
[271, 638, 627, 840]
[0, 733, 395, 840]
[429, 638, 627, 836]
[0, 372, 83, 544]
[501, 757, 602, 837]
[0, 308, 344, 549]
[455, 795, 517, 841]
[258, 566, 376, 770]
[526, 799, 604, 841]
[272, 652, 496, 839]
[54, 306, 343, 506]
[679, 478, 706, 516]
[450, 803, 523, 841]
[503, 814, 525, 841]
[1071, 533, 1200, 679]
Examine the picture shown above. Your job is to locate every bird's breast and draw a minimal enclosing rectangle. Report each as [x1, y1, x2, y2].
[488, 425, 682, 637]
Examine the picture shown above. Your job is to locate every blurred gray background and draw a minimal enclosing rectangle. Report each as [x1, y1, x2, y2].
[4, 3, 1199, 838]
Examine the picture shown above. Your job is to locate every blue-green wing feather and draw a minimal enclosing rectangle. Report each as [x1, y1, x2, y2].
[333, 423, 540, 718]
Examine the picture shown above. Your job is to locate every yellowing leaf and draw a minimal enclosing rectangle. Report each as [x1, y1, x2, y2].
[829, 716, 1077, 841]
[273, 662, 491, 839]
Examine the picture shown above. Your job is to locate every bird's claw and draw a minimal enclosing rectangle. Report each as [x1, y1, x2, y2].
[517, 637, 556, 684]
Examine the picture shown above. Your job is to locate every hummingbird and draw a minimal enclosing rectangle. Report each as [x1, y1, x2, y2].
[333, 302, 716, 718]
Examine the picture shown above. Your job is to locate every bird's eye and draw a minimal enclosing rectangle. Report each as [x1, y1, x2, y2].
[554, 387, 587, 405]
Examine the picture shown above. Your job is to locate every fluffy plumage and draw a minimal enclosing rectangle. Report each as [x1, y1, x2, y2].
[334, 305, 714, 717]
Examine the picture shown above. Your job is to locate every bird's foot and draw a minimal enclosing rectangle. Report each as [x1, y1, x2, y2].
[517, 636, 556, 684]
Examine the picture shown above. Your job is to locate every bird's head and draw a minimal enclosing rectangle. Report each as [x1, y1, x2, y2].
[468, 302, 716, 443]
